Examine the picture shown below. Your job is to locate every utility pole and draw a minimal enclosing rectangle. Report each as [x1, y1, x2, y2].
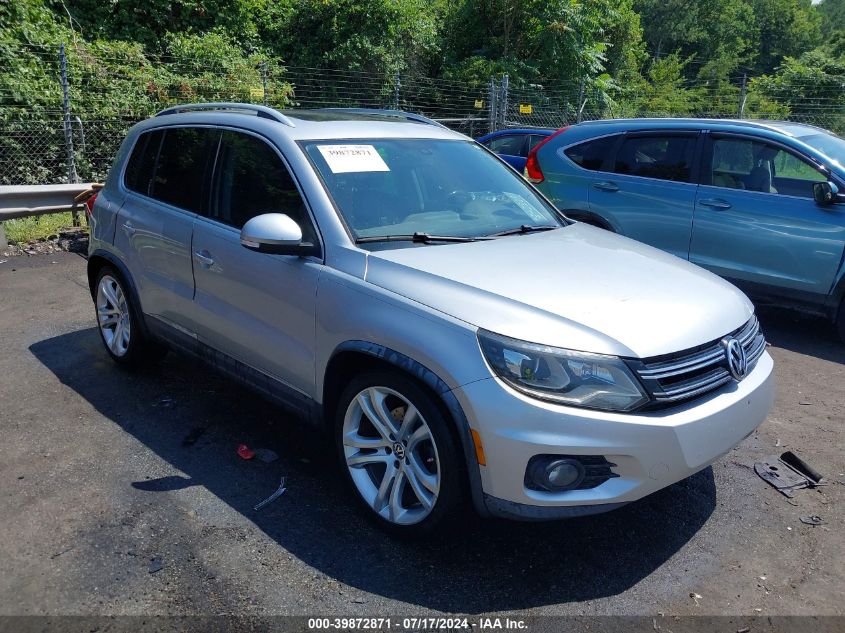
[393, 72, 401, 110]
[738, 74, 748, 119]
[60, 44, 80, 226]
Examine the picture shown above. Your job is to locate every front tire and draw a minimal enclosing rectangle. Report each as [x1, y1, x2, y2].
[837, 298, 845, 343]
[94, 266, 165, 366]
[335, 371, 465, 538]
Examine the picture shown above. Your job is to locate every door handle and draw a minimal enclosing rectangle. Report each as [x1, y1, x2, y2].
[122, 222, 136, 236]
[698, 198, 732, 210]
[194, 250, 215, 268]
[593, 181, 619, 192]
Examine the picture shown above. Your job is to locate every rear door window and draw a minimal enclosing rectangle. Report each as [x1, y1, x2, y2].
[564, 135, 618, 171]
[612, 135, 695, 182]
[150, 127, 220, 213]
[486, 134, 528, 157]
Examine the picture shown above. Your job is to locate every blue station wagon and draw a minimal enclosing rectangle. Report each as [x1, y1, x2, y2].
[526, 119, 845, 339]
[476, 128, 554, 171]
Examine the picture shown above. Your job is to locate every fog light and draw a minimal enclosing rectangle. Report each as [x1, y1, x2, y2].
[547, 460, 582, 488]
[526, 456, 586, 491]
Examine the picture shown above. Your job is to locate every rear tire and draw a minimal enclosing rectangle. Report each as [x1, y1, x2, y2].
[334, 370, 465, 538]
[837, 298, 845, 343]
[94, 266, 166, 367]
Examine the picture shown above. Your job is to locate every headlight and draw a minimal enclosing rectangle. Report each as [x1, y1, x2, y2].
[477, 329, 649, 412]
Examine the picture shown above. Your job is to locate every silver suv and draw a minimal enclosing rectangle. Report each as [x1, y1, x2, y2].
[87, 104, 774, 537]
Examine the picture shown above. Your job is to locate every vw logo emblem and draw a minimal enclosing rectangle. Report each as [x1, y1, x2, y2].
[723, 337, 749, 381]
[393, 442, 406, 460]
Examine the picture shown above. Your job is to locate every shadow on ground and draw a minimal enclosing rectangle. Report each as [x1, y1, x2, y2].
[31, 327, 717, 612]
[755, 306, 845, 365]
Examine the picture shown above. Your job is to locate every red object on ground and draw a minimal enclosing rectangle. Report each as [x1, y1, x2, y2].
[237, 444, 255, 460]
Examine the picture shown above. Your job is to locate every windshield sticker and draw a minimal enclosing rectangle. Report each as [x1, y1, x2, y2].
[504, 192, 549, 223]
[317, 144, 390, 173]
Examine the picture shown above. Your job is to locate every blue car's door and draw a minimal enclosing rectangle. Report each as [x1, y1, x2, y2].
[587, 131, 700, 260]
[689, 134, 845, 298]
[484, 134, 529, 172]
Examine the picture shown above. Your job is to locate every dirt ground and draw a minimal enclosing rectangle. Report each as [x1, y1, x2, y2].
[0, 251, 842, 620]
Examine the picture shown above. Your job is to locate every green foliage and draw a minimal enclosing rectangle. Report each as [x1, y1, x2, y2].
[2, 0, 845, 187]
[270, 0, 441, 74]
[750, 51, 845, 132]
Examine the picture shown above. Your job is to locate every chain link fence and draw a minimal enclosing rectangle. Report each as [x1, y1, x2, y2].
[3, 43, 845, 187]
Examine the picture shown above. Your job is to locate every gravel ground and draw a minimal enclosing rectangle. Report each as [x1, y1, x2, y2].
[0, 252, 842, 620]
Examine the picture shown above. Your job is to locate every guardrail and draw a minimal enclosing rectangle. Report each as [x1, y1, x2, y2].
[0, 183, 96, 221]
[0, 183, 98, 248]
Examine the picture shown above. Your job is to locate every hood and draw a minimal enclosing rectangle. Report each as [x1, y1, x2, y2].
[364, 224, 754, 359]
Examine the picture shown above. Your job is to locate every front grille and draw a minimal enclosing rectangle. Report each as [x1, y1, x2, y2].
[629, 316, 766, 408]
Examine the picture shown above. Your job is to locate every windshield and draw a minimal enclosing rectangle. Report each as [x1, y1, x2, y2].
[304, 139, 563, 241]
[796, 132, 845, 169]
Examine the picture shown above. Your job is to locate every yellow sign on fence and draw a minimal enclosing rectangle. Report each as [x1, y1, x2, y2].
[250, 87, 265, 99]
[519, 104, 533, 114]
[474, 99, 484, 109]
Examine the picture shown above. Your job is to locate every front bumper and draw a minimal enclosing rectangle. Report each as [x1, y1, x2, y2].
[453, 351, 775, 519]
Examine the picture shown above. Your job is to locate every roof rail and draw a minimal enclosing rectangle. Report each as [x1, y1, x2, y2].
[155, 103, 295, 127]
[314, 108, 447, 129]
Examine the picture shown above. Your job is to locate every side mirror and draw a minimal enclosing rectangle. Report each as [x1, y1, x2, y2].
[240, 213, 318, 256]
[813, 181, 839, 206]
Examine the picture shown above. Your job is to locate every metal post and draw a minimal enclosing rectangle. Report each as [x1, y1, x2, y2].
[576, 76, 585, 124]
[487, 76, 498, 132]
[738, 74, 748, 118]
[393, 72, 401, 110]
[0, 223, 7, 250]
[499, 74, 509, 129]
[60, 44, 80, 226]
[260, 61, 268, 106]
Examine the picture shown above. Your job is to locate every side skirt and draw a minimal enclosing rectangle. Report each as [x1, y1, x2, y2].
[146, 315, 321, 426]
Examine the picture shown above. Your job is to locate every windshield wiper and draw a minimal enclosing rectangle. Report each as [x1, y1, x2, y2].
[487, 224, 559, 237]
[355, 232, 490, 244]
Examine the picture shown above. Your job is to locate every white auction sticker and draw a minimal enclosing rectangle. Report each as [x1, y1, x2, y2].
[316, 144, 390, 173]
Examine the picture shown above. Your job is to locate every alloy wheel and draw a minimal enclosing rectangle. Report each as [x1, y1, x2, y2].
[96, 275, 131, 357]
[342, 386, 441, 525]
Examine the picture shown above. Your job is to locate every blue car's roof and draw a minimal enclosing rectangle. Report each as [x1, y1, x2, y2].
[476, 128, 556, 142]
[574, 117, 829, 137]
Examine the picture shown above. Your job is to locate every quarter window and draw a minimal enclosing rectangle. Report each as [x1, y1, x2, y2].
[564, 135, 618, 171]
[710, 138, 825, 197]
[485, 135, 528, 157]
[612, 135, 695, 183]
[210, 131, 316, 242]
[123, 130, 163, 196]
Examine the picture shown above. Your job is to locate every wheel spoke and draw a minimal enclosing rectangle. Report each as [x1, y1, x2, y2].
[346, 450, 391, 469]
[374, 463, 398, 511]
[98, 309, 119, 327]
[406, 425, 431, 452]
[407, 454, 439, 495]
[396, 404, 419, 441]
[404, 461, 435, 510]
[110, 322, 123, 352]
[101, 281, 120, 308]
[343, 430, 388, 449]
[357, 389, 397, 441]
[388, 470, 407, 521]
